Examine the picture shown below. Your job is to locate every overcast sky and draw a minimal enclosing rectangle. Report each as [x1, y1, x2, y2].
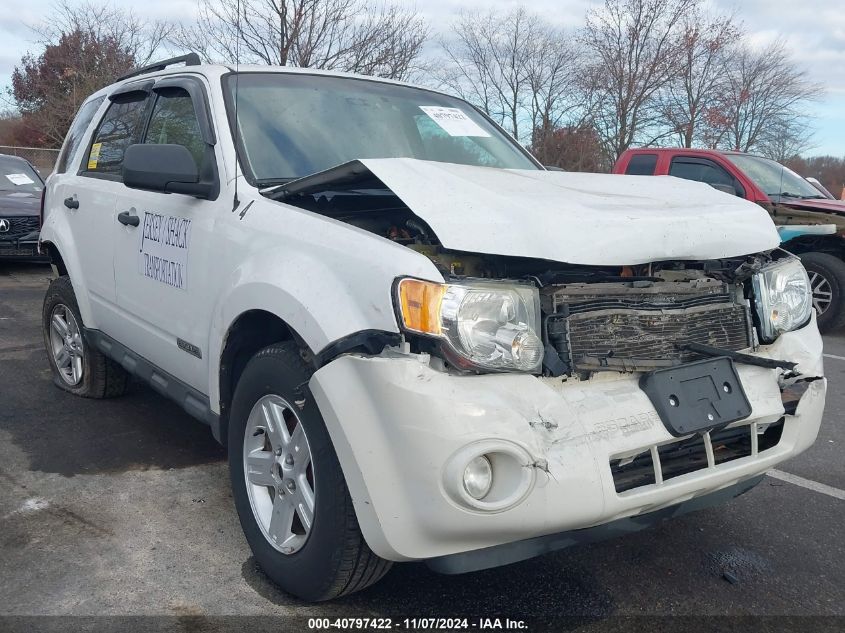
[1, 0, 843, 156]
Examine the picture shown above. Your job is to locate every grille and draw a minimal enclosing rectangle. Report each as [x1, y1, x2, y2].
[548, 303, 751, 372]
[610, 419, 784, 493]
[0, 216, 39, 241]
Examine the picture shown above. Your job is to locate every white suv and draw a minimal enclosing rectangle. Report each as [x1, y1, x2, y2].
[39, 54, 827, 601]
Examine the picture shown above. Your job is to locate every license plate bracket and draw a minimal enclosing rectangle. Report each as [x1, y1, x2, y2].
[639, 357, 752, 437]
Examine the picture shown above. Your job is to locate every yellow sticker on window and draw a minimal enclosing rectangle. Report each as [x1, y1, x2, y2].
[87, 142, 102, 170]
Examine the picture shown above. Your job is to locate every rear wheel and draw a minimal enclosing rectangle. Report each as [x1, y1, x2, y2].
[228, 342, 392, 601]
[42, 276, 129, 398]
[799, 252, 845, 333]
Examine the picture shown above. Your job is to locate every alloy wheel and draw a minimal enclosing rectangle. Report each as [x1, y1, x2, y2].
[48, 304, 84, 386]
[808, 270, 833, 316]
[243, 394, 316, 555]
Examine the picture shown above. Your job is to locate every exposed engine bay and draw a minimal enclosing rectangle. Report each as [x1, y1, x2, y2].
[269, 181, 774, 378]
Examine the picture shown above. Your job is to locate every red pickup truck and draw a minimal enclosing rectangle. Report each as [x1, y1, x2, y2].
[613, 148, 845, 332]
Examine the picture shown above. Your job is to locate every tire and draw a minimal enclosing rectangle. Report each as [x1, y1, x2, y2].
[228, 342, 391, 601]
[799, 252, 845, 333]
[42, 275, 129, 398]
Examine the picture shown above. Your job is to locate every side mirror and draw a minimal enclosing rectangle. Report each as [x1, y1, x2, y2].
[123, 144, 213, 199]
[709, 183, 737, 196]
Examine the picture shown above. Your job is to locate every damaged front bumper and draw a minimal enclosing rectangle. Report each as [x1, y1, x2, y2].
[308, 316, 826, 567]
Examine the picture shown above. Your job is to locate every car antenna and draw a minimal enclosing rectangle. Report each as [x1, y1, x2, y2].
[232, 0, 242, 213]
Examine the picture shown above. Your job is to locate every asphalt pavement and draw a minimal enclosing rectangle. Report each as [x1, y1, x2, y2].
[1, 262, 843, 631]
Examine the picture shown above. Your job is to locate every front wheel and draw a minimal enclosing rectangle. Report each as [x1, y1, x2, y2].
[800, 252, 845, 333]
[228, 342, 392, 601]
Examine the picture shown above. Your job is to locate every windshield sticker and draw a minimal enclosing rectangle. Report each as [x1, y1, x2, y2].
[138, 211, 192, 290]
[419, 106, 491, 137]
[87, 143, 102, 170]
[5, 173, 35, 186]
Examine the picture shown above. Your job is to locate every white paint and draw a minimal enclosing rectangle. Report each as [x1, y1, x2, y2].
[311, 325, 826, 561]
[5, 173, 35, 185]
[356, 157, 781, 266]
[823, 353, 845, 361]
[768, 470, 845, 501]
[418, 106, 490, 137]
[138, 211, 192, 291]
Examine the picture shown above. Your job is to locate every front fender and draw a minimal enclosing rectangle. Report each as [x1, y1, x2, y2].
[206, 236, 442, 413]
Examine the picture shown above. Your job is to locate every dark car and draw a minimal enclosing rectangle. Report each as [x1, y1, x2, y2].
[0, 154, 46, 260]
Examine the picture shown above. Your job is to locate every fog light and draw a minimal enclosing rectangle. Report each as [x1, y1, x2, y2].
[463, 455, 493, 499]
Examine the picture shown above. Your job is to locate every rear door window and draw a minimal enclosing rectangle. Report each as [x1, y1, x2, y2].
[56, 97, 105, 174]
[625, 154, 658, 175]
[83, 95, 150, 178]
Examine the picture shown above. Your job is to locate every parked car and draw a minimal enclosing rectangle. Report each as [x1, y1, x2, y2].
[613, 148, 845, 332]
[39, 55, 826, 602]
[0, 154, 46, 260]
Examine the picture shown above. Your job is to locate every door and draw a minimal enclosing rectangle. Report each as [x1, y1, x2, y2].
[110, 78, 223, 392]
[55, 90, 151, 330]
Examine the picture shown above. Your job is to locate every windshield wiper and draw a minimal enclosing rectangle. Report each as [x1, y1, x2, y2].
[255, 177, 297, 188]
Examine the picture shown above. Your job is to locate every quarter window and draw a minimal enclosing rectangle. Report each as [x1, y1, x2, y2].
[144, 88, 205, 167]
[85, 96, 149, 177]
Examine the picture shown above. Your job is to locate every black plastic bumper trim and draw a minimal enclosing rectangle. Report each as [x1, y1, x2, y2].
[84, 328, 223, 441]
[425, 475, 764, 575]
[679, 342, 797, 371]
[314, 329, 402, 368]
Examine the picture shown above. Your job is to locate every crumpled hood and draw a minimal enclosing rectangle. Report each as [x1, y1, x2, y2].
[355, 158, 781, 266]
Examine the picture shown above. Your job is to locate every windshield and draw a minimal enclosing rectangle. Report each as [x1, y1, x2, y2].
[224, 73, 538, 184]
[724, 154, 822, 200]
[0, 156, 43, 194]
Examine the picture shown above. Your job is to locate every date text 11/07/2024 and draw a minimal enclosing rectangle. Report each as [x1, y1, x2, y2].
[307, 618, 528, 630]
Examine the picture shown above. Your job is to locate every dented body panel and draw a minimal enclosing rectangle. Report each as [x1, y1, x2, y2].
[350, 158, 781, 265]
[309, 318, 825, 562]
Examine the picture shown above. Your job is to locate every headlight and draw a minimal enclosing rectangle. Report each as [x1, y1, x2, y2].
[752, 257, 813, 342]
[396, 278, 543, 372]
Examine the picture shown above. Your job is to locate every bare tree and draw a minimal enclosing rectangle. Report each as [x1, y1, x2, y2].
[438, 7, 585, 143]
[530, 124, 609, 172]
[33, 1, 172, 66]
[174, 0, 428, 80]
[757, 116, 816, 163]
[706, 40, 820, 155]
[581, 0, 698, 160]
[9, 1, 171, 147]
[661, 10, 740, 148]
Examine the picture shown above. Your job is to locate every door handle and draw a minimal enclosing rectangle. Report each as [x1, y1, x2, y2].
[117, 211, 140, 227]
[63, 197, 79, 209]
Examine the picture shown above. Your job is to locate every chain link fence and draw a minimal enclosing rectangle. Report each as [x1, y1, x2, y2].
[0, 145, 60, 177]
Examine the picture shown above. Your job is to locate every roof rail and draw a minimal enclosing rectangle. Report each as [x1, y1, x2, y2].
[117, 53, 202, 82]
